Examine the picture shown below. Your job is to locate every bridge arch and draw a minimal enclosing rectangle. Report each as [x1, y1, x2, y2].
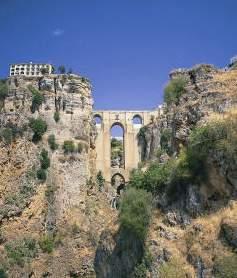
[110, 123, 125, 169]
[132, 114, 143, 125]
[93, 109, 162, 184]
[93, 114, 103, 125]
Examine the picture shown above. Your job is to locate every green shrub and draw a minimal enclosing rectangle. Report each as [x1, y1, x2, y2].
[63, 140, 75, 154]
[96, 171, 105, 191]
[164, 77, 187, 105]
[0, 80, 8, 100]
[132, 262, 147, 278]
[40, 149, 50, 170]
[5, 238, 37, 266]
[214, 254, 237, 278]
[119, 188, 152, 241]
[48, 134, 58, 151]
[28, 118, 47, 142]
[37, 169, 47, 182]
[29, 85, 44, 113]
[38, 234, 54, 253]
[129, 159, 175, 194]
[0, 124, 25, 145]
[54, 111, 60, 123]
[0, 128, 13, 145]
[132, 251, 153, 278]
[160, 128, 172, 154]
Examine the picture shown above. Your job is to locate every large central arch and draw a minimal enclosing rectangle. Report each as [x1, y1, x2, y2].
[93, 109, 162, 183]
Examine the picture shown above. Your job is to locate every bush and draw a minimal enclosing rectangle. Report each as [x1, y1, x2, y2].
[48, 134, 58, 151]
[28, 118, 47, 142]
[29, 86, 44, 113]
[164, 77, 187, 105]
[214, 254, 237, 278]
[5, 238, 37, 266]
[96, 171, 105, 191]
[119, 188, 152, 241]
[132, 251, 153, 278]
[40, 149, 50, 169]
[63, 140, 75, 154]
[0, 80, 8, 100]
[129, 159, 175, 194]
[37, 169, 47, 182]
[160, 128, 172, 154]
[54, 111, 60, 123]
[39, 234, 54, 253]
[0, 128, 13, 145]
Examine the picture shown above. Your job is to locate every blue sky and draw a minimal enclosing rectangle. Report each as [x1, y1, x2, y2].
[0, 0, 236, 110]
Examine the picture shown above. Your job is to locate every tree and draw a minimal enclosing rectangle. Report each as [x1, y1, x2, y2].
[28, 86, 44, 113]
[63, 140, 75, 153]
[48, 134, 58, 151]
[119, 188, 152, 241]
[37, 169, 47, 181]
[40, 149, 50, 169]
[164, 77, 187, 105]
[28, 118, 47, 142]
[54, 111, 60, 123]
[58, 65, 66, 74]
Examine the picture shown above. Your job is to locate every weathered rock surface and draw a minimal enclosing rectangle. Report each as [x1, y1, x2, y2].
[220, 217, 237, 249]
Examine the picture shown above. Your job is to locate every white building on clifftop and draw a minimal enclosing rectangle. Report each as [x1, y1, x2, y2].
[9, 62, 53, 77]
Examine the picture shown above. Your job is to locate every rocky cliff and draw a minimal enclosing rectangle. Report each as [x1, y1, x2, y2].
[140, 65, 237, 161]
[0, 64, 237, 278]
[135, 65, 237, 277]
[0, 74, 116, 277]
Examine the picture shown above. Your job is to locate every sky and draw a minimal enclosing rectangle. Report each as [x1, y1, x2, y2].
[0, 0, 237, 110]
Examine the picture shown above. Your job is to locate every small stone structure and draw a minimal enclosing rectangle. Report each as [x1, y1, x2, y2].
[93, 109, 162, 184]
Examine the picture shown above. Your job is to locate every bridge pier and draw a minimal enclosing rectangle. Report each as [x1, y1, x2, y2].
[93, 109, 162, 184]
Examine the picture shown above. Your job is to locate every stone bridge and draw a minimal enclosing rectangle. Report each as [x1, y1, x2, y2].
[93, 109, 162, 185]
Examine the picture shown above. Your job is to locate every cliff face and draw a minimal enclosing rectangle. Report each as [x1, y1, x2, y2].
[1, 65, 237, 277]
[140, 65, 237, 160]
[0, 74, 115, 277]
[136, 66, 237, 277]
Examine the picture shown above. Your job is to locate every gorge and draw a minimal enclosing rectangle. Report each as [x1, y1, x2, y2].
[0, 62, 237, 277]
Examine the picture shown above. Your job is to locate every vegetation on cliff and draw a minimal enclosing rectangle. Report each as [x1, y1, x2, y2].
[164, 76, 187, 105]
[28, 117, 47, 142]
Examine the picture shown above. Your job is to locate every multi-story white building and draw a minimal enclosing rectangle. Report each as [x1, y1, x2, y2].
[9, 62, 53, 77]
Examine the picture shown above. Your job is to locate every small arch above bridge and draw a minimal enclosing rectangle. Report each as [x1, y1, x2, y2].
[93, 109, 163, 183]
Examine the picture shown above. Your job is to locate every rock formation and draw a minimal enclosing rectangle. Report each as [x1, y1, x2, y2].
[0, 64, 237, 277]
